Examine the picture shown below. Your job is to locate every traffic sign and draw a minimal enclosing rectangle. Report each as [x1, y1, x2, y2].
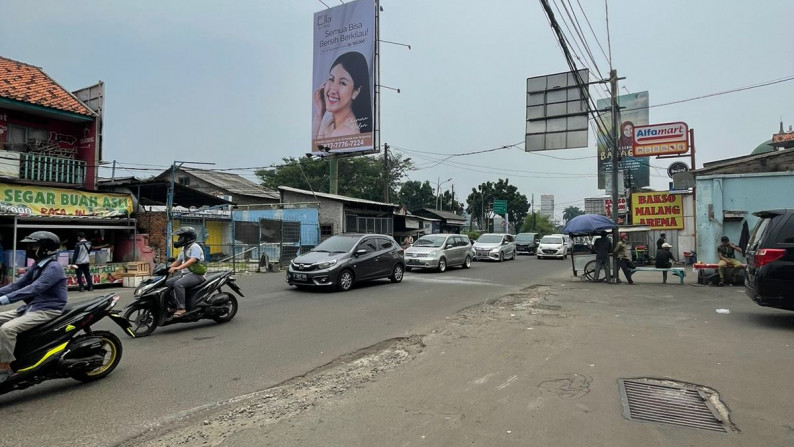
[493, 199, 507, 214]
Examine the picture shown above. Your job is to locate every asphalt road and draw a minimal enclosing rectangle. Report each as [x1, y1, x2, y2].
[0, 254, 568, 446]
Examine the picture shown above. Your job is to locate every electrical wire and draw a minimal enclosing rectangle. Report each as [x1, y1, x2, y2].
[574, 0, 610, 67]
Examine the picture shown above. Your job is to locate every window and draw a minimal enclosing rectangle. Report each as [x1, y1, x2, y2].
[359, 238, 378, 253]
[5, 125, 48, 151]
[320, 224, 334, 238]
[377, 237, 394, 250]
[178, 176, 191, 186]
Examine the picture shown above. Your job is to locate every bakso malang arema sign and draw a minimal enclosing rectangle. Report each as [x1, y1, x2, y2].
[632, 122, 689, 157]
[630, 191, 684, 229]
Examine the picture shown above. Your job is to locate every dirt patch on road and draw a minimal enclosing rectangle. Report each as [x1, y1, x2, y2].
[120, 285, 562, 447]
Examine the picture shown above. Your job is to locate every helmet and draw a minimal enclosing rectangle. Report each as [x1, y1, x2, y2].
[620, 232, 628, 239]
[21, 231, 61, 260]
[173, 227, 197, 248]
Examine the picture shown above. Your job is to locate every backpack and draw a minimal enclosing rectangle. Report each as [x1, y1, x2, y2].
[186, 243, 207, 275]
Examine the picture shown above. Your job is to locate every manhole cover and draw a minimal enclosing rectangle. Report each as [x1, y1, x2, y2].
[618, 379, 727, 432]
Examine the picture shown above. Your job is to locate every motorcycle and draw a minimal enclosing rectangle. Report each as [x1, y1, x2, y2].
[122, 263, 244, 337]
[1, 293, 133, 396]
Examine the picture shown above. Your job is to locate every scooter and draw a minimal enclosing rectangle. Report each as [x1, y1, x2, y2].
[1, 293, 133, 396]
[122, 263, 244, 337]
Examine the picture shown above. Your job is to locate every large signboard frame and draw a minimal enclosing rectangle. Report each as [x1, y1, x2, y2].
[312, 0, 376, 154]
[597, 91, 650, 189]
[632, 121, 689, 157]
[525, 69, 589, 151]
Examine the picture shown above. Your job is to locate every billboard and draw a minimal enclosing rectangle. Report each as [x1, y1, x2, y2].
[631, 191, 683, 230]
[312, 0, 375, 154]
[632, 122, 689, 156]
[597, 92, 650, 189]
[525, 69, 589, 151]
[0, 183, 132, 217]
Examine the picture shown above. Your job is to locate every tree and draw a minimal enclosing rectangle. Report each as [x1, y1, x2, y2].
[399, 180, 436, 211]
[465, 179, 529, 231]
[439, 189, 464, 214]
[256, 153, 413, 202]
[520, 212, 556, 237]
[562, 206, 585, 224]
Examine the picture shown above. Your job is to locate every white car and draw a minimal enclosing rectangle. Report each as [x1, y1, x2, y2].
[472, 233, 516, 262]
[537, 235, 567, 259]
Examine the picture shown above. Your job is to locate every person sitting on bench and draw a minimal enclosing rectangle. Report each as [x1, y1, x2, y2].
[655, 242, 677, 284]
[717, 236, 743, 286]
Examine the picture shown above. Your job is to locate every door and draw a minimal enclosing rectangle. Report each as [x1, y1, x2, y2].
[353, 237, 382, 280]
[375, 237, 399, 277]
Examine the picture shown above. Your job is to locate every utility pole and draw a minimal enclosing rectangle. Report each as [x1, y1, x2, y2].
[382, 143, 389, 202]
[609, 69, 620, 282]
[166, 160, 215, 260]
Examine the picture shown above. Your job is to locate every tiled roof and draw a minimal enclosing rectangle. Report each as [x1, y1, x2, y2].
[0, 56, 95, 116]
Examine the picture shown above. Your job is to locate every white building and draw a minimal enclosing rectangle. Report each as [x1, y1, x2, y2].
[540, 194, 554, 219]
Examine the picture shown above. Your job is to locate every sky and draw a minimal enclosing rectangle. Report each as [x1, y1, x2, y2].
[1, 0, 792, 222]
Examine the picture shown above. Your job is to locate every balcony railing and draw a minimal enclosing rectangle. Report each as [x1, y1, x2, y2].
[19, 153, 86, 185]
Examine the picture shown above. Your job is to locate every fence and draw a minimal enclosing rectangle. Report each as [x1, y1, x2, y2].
[198, 218, 318, 274]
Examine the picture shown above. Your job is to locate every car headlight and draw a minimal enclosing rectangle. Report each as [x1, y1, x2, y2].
[490, 248, 500, 253]
[428, 250, 438, 257]
[316, 259, 338, 270]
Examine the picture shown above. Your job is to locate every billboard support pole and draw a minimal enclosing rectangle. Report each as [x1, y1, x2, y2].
[329, 155, 338, 195]
[609, 69, 620, 283]
[374, 0, 381, 164]
[690, 128, 697, 251]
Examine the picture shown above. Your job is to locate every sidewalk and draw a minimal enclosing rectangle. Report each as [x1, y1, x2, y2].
[128, 272, 794, 447]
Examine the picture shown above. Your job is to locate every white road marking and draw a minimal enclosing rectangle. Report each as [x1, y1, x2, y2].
[497, 375, 519, 390]
[472, 373, 496, 385]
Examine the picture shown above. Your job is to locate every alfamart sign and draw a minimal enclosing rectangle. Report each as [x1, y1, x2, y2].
[630, 191, 684, 229]
[632, 122, 689, 156]
[0, 183, 132, 217]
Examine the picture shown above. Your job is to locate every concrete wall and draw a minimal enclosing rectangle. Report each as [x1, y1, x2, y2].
[280, 191, 344, 234]
[696, 172, 794, 264]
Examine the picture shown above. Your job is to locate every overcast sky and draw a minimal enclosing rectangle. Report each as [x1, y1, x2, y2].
[1, 0, 792, 220]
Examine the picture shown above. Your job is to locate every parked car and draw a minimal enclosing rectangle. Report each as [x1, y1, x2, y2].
[515, 232, 539, 255]
[745, 209, 794, 310]
[404, 234, 473, 272]
[472, 233, 516, 262]
[286, 234, 405, 291]
[537, 235, 567, 259]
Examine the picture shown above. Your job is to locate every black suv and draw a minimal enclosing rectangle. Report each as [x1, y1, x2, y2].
[287, 234, 405, 291]
[745, 209, 794, 310]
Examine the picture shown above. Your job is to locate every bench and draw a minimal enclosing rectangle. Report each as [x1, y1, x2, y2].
[629, 267, 687, 284]
[693, 263, 746, 285]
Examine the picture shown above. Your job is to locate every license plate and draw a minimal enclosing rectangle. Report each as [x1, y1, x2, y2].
[293, 273, 307, 281]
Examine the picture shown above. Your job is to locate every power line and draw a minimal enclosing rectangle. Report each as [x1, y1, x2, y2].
[574, 0, 610, 67]
[604, 0, 613, 69]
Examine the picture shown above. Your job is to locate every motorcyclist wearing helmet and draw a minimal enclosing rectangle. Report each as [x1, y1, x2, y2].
[166, 227, 205, 318]
[0, 231, 68, 383]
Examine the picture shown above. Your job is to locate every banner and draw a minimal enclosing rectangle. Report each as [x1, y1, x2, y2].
[0, 183, 132, 217]
[631, 191, 683, 230]
[597, 92, 650, 189]
[312, 0, 375, 154]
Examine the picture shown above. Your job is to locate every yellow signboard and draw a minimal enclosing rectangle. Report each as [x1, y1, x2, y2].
[0, 183, 132, 217]
[631, 192, 683, 230]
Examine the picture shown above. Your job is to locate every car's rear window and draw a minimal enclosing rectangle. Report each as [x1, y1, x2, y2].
[775, 214, 794, 244]
[748, 217, 772, 251]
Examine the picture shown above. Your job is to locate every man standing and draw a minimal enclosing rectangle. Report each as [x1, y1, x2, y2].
[592, 231, 612, 283]
[0, 231, 67, 383]
[656, 233, 666, 251]
[613, 232, 635, 285]
[70, 232, 93, 292]
[655, 242, 676, 284]
[717, 236, 743, 286]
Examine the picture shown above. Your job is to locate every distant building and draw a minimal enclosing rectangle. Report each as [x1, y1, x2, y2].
[540, 194, 554, 219]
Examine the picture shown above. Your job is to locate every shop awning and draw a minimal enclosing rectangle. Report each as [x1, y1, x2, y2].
[0, 215, 136, 230]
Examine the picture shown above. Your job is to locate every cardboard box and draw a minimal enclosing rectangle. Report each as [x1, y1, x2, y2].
[123, 276, 144, 288]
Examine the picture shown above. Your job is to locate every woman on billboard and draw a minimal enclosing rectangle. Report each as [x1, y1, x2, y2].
[312, 51, 372, 140]
[618, 120, 634, 151]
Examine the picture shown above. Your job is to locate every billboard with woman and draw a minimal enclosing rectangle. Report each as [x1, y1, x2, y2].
[596, 91, 650, 190]
[312, 0, 375, 154]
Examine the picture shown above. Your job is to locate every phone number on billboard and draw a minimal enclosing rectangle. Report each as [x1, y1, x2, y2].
[323, 139, 366, 150]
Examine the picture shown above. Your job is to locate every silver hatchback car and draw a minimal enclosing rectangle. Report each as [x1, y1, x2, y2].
[404, 234, 473, 272]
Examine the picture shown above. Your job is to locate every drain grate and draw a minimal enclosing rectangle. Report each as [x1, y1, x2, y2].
[618, 379, 727, 432]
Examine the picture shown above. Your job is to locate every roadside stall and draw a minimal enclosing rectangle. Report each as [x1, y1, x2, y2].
[562, 214, 617, 279]
[0, 183, 138, 289]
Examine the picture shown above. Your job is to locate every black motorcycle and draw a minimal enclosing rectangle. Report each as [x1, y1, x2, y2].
[122, 264, 243, 337]
[1, 293, 133, 396]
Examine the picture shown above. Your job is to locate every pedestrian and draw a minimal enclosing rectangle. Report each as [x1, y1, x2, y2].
[717, 236, 743, 286]
[402, 235, 414, 249]
[656, 233, 666, 251]
[613, 232, 635, 285]
[70, 231, 93, 292]
[0, 231, 67, 383]
[592, 231, 612, 283]
[655, 242, 676, 284]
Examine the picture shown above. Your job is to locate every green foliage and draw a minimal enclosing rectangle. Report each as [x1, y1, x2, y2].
[255, 153, 413, 202]
[465, 179, 529, 231]
[520, 212, 557, 237]
[398, 180, 436, 211]
[464, 230, 482, 241]
[562, 206, 585, 224]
